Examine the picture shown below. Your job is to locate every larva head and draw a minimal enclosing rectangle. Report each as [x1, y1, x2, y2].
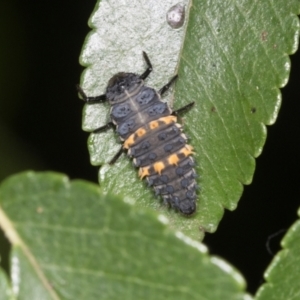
[106, 72, 142, 104]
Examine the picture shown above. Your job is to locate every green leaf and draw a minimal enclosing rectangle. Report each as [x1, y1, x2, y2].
[0, 171, 250, 299]
[0, 268, 14, 300]
[79, 0, 300, 239]
[254, 207, 300, 300]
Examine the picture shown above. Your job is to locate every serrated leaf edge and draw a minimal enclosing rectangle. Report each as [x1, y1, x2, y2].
[0, 206, 60, 300]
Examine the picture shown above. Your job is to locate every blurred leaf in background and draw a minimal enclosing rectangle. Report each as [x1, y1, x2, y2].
[0, 171, 251, 300]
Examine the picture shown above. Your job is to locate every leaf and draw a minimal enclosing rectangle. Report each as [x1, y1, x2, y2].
[254, 207, 300, 300]
[79, 0, 300, 239]
[0, 268, 14, 300]
[0, 171, 251, 299]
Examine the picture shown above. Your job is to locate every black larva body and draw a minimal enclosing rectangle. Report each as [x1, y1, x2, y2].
[78, 53, 197, 215]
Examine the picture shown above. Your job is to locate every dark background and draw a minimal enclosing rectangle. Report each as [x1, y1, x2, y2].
[0, 1, 299, 295]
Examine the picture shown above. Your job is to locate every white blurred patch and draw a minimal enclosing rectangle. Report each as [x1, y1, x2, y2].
[175, 231, 208, 253]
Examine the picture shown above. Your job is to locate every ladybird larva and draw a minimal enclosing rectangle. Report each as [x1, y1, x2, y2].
[77, 52, 197, 215]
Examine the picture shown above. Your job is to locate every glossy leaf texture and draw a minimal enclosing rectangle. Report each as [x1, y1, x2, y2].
[79, 0, 300, 239]
[0, 171, 251, 299]
[254, 207, 300, 300]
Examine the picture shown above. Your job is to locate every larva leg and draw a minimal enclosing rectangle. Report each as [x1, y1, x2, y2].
[172, 102, 195, 116]
[108, 147, 124, 165]
[76, 85, 106, 103]
[158, 75, 178, 96]
[140, 51, 153, 80]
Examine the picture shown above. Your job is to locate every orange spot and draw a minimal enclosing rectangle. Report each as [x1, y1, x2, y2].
[123, 126, 148, 149]
[180, 145, 194, 156]
[160, 115, 177, 124]
[149, 120, 159, 129]
[123, 134, 135, 149]
[139, 166, 150, 179]
[136, 128, 146, 137]
[153, 161, 165, 174]
[168, 154, 179, 166]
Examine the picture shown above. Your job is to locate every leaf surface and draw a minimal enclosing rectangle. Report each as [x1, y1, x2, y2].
[0, 171, 250, 299]
[254, 207, 300, 300]
[79, 0, 300, 239]
[0, 268, 14, 300]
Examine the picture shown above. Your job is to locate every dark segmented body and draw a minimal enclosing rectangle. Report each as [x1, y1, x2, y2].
[105, 72, 197, 215]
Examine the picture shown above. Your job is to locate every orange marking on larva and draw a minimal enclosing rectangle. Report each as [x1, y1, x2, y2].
[123, 134, 135, 149]
[168, 154, 179, 166]
[153, 161, 165, 174]
[139, 166, 150, 179]
[136, 128, 146, 137]
[160, 115, 177, 124]
[149, 120, 159, 129]
[123, 126, 147, 149]
[180, 145, 194, 156]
